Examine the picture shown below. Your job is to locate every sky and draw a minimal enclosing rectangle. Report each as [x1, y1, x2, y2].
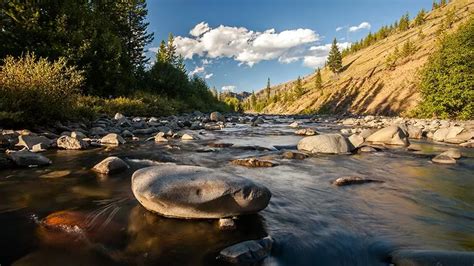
[145, 0, 433, 93]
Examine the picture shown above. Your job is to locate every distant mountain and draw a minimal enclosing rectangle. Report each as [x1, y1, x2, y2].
[247, 0, 473, 116]
[221, 91, 251, 101]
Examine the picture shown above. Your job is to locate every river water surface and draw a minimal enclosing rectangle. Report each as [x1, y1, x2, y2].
[1, 117, 473, 265]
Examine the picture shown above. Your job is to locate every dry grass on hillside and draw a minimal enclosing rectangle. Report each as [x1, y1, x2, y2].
[258, 0, 473, 115]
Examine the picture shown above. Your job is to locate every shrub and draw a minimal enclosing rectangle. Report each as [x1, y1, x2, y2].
[416, 17, 474, 120]
[0, 53, 83, 125]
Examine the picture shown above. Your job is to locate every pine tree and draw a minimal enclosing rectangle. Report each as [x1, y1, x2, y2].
[294, 76, 304, 97]
[399, 13, 410, 31]
[250, 91, 257, 109]
[314, 68, 322, 90]
[157, 40, 168, 63]
[432, 1, 439, 10]
[166, 33, 177, 65]
[266, 78, 271, 99]
[327, 38, 343, 73]
[414, 9, 427, 26]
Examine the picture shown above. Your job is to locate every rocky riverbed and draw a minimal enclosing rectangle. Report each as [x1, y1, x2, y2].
[0, 112, 473, 265]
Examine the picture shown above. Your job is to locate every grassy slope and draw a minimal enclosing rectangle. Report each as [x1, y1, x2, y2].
[259, 0, 473, 115]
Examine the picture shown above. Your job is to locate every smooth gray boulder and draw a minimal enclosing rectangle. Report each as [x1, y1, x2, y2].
[219, 236, 274, 264]
[366, 125, 409, 146]
[100, 133, 125, 145]
[7, 150, 52, 167]
[131, 165, 271, 219]
[210, 111, 225, 122]
[391, 250, 474, 266]
[92, 156, 129, 174]
[297, 134, 353, 154]
[348, 134, 364, 148]
[57, 136, 88, 150]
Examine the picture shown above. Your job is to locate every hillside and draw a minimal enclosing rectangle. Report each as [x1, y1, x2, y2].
[252, 0, 473, 116]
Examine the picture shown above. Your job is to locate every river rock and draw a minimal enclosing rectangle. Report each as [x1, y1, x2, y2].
[251, 117, 265, 126]
[432, 154, 456, 164]
[407, 125, 423, 139]
[70, 131, 87, 140]
[92, 156, 129, 174]
[390, 250, 474, 266]
[57, 136, 88, 150]
[289, 122, 299, 128]
[433, 126, 473, 144]
[295, 128, 317, 136]
[181, 133, 195, 140]
[17, 135, 53, 150]
[332, 176, 383, 186]
[366, 125, 409, 146]
[441, 148, 461, 159]
[89, 127, 107, 136]
[348, 134, 364, 148]
[218, 218, 236, 230]
[231, 158, 278, 167]
[282, 151, 308, 160]
[131, 165, 272, 219]
[210, 111, 225, 122]
[219, 236, 274, 264]
[100, 133, 125, 145]
[297, 134, 353, 154]
[7, 150, 52, 167]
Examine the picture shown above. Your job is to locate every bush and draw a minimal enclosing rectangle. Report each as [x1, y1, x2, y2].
[415, 17, 474, 120]
[0, 53, 83, 125]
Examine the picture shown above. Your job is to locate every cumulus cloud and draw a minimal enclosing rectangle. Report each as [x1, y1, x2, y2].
[172, 22, 319, 66]
[190, 66, 205, 75]
[301, 42, 351, 68]
[190, 21, 211, 37]
[348, 22, 371, 32]
[205, 73, 214, 79]
[222, 85, 236, 92]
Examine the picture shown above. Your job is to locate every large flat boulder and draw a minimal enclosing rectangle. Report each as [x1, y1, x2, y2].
[131, 165, 271, 219]
[17, 135, 53, 150]
[7, 150, 52, 167]
[57, 136, 88, 150]
[297, 134, 353, 154]
[366, 125, 409, 146]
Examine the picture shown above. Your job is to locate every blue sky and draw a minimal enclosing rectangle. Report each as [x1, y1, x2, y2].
[145, 0, 433, 93]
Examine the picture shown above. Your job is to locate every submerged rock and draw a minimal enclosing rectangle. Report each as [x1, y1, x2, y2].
[390, 250, 474, 266]
[295, 128, 317, 136]
[289, 122, 299, 128]
[181, 133, 195, 140]
[432, 154, 456, 164]
[57, 136, 89, 150]
[441, 148, 461, 159]
[332, 176, 384, 186]
[231, 158, 278, 167]
[131, 165, 272, 219]
[281, 151, 308, 160]
[218, 218, 236, 230]
[219, 236, 274, 264]
[366, 126, 409, 146]
[7, 150, 52, 167]
[208, 142, 234, 148]
[92, 156, 129, 174]
[297, 134, 353, 154]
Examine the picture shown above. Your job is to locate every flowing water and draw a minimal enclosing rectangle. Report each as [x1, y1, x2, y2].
[1, 117, 473, 265]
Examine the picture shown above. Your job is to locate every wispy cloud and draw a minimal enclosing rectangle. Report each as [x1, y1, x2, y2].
[348, 22, 371, 32]
[336, 26, 345, 32]
[205, 73, 214, 79]
[190, 66, 205, 75]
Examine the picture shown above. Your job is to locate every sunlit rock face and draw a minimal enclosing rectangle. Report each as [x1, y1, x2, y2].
[366, 126, 409, 146]
[131, 165, 271, 219]
[297, 134, 353, 154]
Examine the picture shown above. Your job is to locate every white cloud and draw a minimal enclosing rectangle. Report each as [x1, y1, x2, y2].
[222, 85, 236, 92]
[336, 26, 345, 32]
[190, 66, 205, 75]
[172, 22, 319, 66]
[348, 22, 371, 32]
[302, 42, 351, 68]
[190, 21, 211, 37]
[205, 73, 214, 79]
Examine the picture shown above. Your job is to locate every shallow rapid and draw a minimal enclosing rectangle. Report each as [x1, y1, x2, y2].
[1, 117, 473, 265]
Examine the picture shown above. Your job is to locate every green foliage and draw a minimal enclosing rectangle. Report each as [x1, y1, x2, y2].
[401, 38, 417, 57]
[265, 78, 271, 99]
[327, 38, 342, 73]
[223, 97, 242, 112]
[0, 1, 153, 96]
[414, 9, 427, 26]
[416, 17, 474, 120]
[314, 68, 322, 90]
[0, 53, 83, 124]
[294, 76, 304, 97]
[398, 13, 410, 31]
[385, 46, 399, 70]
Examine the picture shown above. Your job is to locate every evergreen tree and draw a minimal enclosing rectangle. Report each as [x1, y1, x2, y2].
[266, 78, 271, 99]
[398, 13, 410, 31]
[432, 1, 439, 10]
[157, 40, 168, 63]
[250, 91, 257, 109]
[294, 76, 304, 97]
[314, 68, 322, 90]
[327, 38, 343, 73]
[414, 9, 427, 26]
[166, 33, 177, 65]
